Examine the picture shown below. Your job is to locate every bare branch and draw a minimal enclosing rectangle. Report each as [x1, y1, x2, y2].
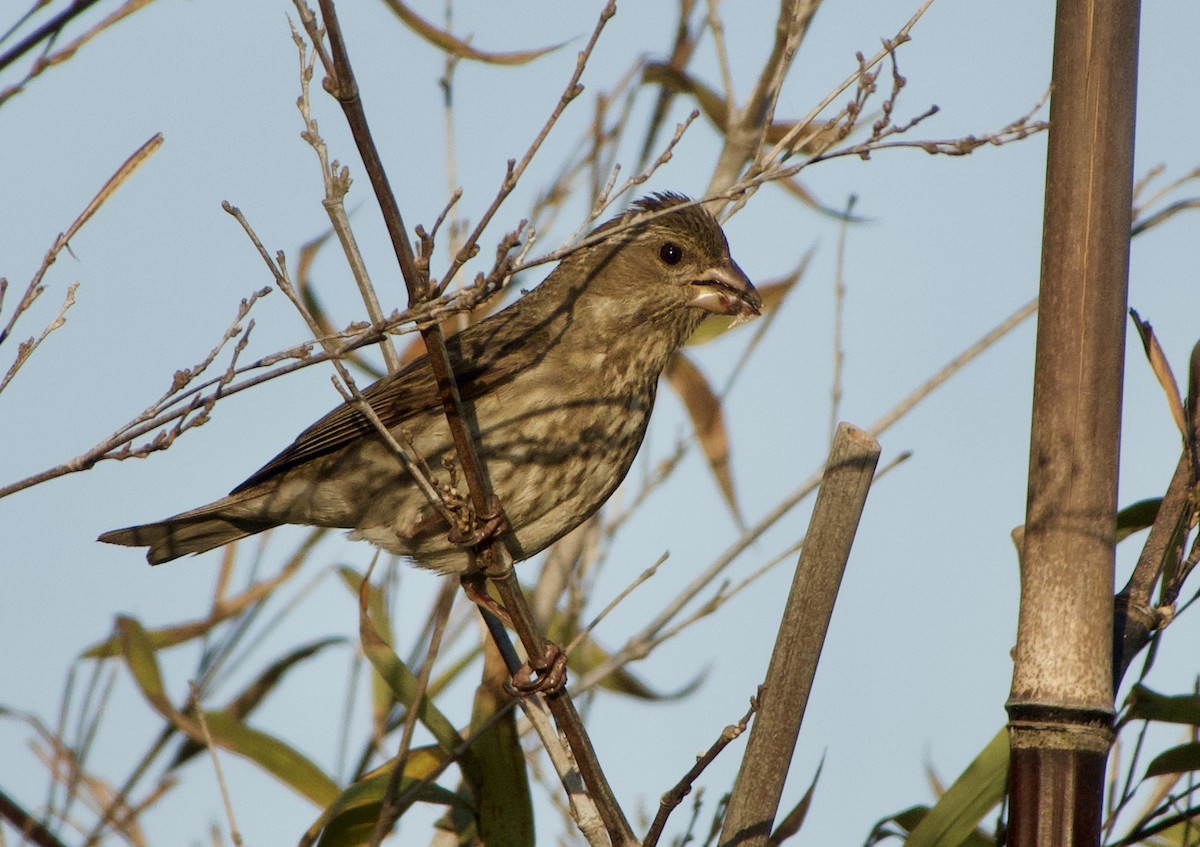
[435, 0, 618, 293]
[1, 133, 163, 347]
[643, 695, 758, 847]
[289, 20, 400, 373]
[0, 281, 76, 395]
[0, 0, 160, 107]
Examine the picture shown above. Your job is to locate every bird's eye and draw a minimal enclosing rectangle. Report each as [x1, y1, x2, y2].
[659, 242, 683, 265]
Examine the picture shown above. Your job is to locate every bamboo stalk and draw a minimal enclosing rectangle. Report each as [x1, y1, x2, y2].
[1005, 0, 1140, 841]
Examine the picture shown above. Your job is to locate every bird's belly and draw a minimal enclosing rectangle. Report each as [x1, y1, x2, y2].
[355, 392, 651, 574]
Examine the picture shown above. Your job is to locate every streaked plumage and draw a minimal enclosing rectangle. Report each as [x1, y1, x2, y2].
[100, 193, 759, 573]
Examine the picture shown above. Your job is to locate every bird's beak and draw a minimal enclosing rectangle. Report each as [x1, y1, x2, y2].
[687, 259, 762, 321]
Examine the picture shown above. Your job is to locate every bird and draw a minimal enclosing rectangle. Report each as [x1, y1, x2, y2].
[99, 193, 760, 574]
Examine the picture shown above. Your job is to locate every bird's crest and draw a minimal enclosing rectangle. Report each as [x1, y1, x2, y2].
[591, 192, 723, 249]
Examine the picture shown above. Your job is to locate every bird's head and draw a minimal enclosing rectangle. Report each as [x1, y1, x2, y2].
[563, 193, 761, 334]
[605, 193, 760, 318]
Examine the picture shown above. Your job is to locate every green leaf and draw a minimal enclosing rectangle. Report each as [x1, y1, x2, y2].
[200, 711, 339, 806]
[86, 616, 224, 658]
[308, 751, 466, 847]
[771, 755, 823, 843]
[886, 806, 996, 847]
[172, 637, 345, 767]
[1116, 498, 1162, 542]
[115, 615, 177, 718]
[902, 728, 1008, 847]
[350, 571, 462, 753]
[1124, 684, 1200, 727]
[469, 680, 533, 847]
[1146, 741, 1200, 778]
[338, 566, 396, 734]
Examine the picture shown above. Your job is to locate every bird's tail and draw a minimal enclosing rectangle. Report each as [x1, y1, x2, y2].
[99, 509, 278, 565]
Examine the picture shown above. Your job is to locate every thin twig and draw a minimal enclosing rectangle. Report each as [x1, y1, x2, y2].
[0, 0, 159, 107]
[290, 22, 400, 372]
[1, 133, 162, 347]
[368, 560, 454, 847]
[705, 0, 735, 115]
[585, 299, 1037, 689]
[189, 683, 244, 847]
[706, 0, 822, 196]
[574, 450, 910, 697]
[0, 281, 76, 395]
[565, 552, 669, 655]
[643, 695, 758, 847]
[435, 0, 619, 293]
[830, 195, 856, 444]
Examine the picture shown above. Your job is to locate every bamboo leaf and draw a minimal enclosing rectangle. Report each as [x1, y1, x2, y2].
[902, 728, 1008, 847]
[308, 750, 465, 847]
[548, 619, 705, 699]
[642, 63, 730, 134]
[338, 566, 395, 735]
[642, 63, 840, 153]
[200, 710, 339, 806]
[469, 660, 533, 847]
[1116, 498, 1161, 542]
[778, 176, 871, 221]
[1125, 685, 1200, 727]
[1146, 741, 1200, 777]
[115, 615, 178, 719]
[86, 616, 219, 658]
[1131, 309, 1187, 438]
[770, 756, 823, 843]
[349, 569, 462, 753]
[172, 637, 345, 767]
[886, 806, 995, 847]
[85, 534, 320, 658]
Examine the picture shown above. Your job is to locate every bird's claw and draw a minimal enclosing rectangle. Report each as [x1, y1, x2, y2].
[507, 644, 569, 697]
[459, 575, 568, 695]
[447, 496, 508, 548]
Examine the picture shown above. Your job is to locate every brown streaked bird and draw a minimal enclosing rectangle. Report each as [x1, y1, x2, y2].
[99, 193, 760, 573]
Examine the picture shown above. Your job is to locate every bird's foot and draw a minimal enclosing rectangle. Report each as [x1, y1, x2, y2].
[460, 573, 569, 697]
[460, 572, 512, 625]
[446, 496, 508, 548]
[508, 643, 569, 697]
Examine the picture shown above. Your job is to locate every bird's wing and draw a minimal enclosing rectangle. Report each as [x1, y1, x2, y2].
[231, 319, 531, 493]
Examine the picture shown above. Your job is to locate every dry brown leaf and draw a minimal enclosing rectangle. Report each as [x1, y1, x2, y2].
[642, 63, 730, 130]
[665, 352, 742, 527]
[380, 0, 565, 65]
[642, 63, 840, 153]
[1131, 308, 1186, 438]
[778, 176, 871, 221]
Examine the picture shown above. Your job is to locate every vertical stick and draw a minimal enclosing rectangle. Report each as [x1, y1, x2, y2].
[1006, 0, 1140, 842]
[719, 423, 880, 846]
